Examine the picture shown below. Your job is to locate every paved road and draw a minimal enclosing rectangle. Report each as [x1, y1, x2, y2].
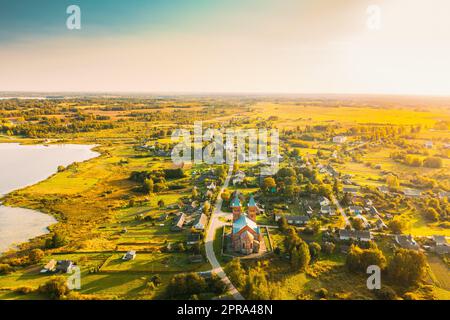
[331, 194, 350, 227]
[205, 165, 244, 300]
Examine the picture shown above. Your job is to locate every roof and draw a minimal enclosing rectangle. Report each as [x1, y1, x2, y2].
[339, 229, 372, 240]
[395, 235, 419, 250]
[231, 195, 241, 207]
[233, 214, 259, 235]
[403, 188, 421, 197]
[248, 195, 257, 207]
[433, 235, 447, 245]
[173, 213, 186, 228]
[194, 213, 208, 227]
[44, 259, 57, 270]
[56, 260, 73, 271]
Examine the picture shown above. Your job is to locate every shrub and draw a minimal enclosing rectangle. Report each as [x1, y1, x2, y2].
[374, 286, 398, 300]
[39, 276, 70, 299]
[0, 263, 13, 275]
[316, 288, 328, 299]
[14, 286, 35, 295]
[29, 249, 45, 263]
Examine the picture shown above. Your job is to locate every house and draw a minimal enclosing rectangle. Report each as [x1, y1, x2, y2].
[333, 136, 347, 144]
[364, 199, 373, 206]
[424, 141, 433, 149]
[378, 186, 390, 194]
[374, 218, 388, 230]
[193, 213, 208, 231]
[348, 206, 363, 215]
[326, 165, 339, 178]
[206, 182, 216, 191]
[431, 235, 449, 255]
[231, 194, 262, 255]
[306, 206, 313, 215]
[367, 206, 380, 216]
[40, 259, 57, 273]
[403, 188, 422, 198]
[354, 214, 369, 228]
[343, 186, 359, 195]
[438, 191, 450, 200]
[321, 206, 335, 216]
[432, 235, 448, 246]
[338, 229, 372, 242]
[319, 196, 330, 207]
[56, 260, 75, 273]
[275, 214, 310, 226]
[171, 213, 186, 231]
[395, 235, 420, 250]
[123, 251, 136, 261]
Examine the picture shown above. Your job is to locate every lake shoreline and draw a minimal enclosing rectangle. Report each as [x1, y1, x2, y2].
[0, 143, 100, 254]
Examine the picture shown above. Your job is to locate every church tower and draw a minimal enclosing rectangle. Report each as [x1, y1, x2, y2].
[231, 193, 242, 221]
[247, 195, 258, 221]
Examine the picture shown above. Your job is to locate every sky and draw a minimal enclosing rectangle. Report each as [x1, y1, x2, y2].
[1, 0, 450, 95]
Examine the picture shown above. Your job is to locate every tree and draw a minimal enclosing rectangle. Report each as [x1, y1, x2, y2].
[208, 274, 227, 295]
[425, 208, 439, 221]
[45, 233, 67, 249]
[226, 259, 247, 291]
[166, 273, 207, 298]
[322, 242, 336, 255]
[388, 217, 406, 234]
[192, 187, 199, 199]
[244, 267, 272, 300]
[262, 177, 276, 192]
[386, 174, 400, 189]
[221, 189, 231, 202]
[203, 201, 211, 215]
[352, 218, 365, 231]
[29, 249, 45, 263]
[39, 276, 70, 299]
[387, 249, 427, 287]
[423, 157, 443, 168]
[308, 219, 321, 234]
[309, 242, 321, 260]
[143, 178, 154, 194]
[277, 216, 288, 231]
[291, 240, 311, 272]
[346, 244, 386, 273]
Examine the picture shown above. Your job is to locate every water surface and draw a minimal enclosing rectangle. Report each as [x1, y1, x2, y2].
[0, 143, 98, 253]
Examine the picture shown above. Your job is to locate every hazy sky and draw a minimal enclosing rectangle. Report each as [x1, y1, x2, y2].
[1, 0, 450, 95]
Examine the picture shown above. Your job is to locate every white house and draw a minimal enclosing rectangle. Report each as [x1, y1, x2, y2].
[424, 141, 433, 149]
[319, 196, 330, 207]
[333, 136, 347, 144]
[193, 213, 208, 230]
[123, 251, 136, 261]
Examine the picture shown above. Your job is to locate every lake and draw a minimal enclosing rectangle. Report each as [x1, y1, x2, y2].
[0, 143, 99, 253]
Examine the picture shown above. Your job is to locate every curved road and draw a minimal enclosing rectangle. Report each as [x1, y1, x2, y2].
[205, 165, 244, 300]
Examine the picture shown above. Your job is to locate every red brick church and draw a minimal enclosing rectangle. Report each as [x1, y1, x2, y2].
[231, 194, 262, 255]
